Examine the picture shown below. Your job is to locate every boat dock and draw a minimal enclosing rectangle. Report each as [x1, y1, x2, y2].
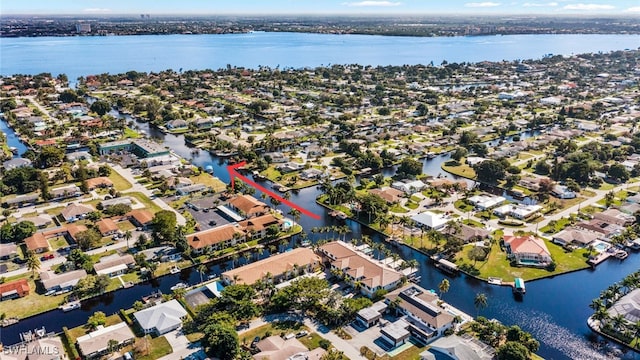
[587, 251, 613, 266]
[513, 277, 526, 294]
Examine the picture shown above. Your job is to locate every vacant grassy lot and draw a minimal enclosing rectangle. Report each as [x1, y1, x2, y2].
[441, 160, 476, 179]
[190, 173, 226, 192]
[127, 192, 162, 213]
[107, 167, 133, 191]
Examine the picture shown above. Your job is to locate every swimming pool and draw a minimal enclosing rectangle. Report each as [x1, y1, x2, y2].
[592, 240, 610, 253]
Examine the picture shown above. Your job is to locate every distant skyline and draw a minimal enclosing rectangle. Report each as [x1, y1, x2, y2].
[2, 0, 640, 16]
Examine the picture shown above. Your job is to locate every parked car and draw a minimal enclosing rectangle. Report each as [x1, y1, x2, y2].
[295, 330, 309, 338]
[251, 336, 261, 348]
[209, 220, 217, 226]
[40, 254, 54, 261]
[13, 258, 27, 264]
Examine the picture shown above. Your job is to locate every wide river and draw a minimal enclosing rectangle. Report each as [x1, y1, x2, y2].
[1, 32, 640, 360]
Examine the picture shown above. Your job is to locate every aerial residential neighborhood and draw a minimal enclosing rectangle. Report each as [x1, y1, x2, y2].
[1, 10, 640, 360]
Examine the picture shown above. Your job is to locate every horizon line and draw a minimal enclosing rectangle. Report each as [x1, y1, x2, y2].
[2, 12, 638, 17]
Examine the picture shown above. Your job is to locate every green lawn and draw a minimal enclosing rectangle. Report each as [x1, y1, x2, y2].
[137, 335, 173, 360]
[441, 161, 476, 179]
[405, 201, 419, 210]
[391, 343, 427, 360]
[390, 204, 409, 213]
[126, 192, 162, 213]
[539, 217, 572, 234]
[108, 167, 133, 191]
[190, 173, 227, 193]
[1, 276, 70, 319]
[454, 238, 590, 281]
[67, 313, 124, 343]
[297, 333, 325, 350]
[454, 199, 474, 212]
[123, 127, 141, 139]
[49, 236, 69, 250]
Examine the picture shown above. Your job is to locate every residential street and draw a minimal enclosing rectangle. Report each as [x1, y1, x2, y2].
[238, 312, 366, 360]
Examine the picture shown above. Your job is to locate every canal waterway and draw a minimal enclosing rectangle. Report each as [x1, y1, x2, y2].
[2, 115, 639, 359]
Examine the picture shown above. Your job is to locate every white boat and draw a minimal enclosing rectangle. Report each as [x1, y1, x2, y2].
[169, 266, 181, 274]
[60, 301, 81, 312]
[488, 277, 502, 285]
[170, 282, 188, 291]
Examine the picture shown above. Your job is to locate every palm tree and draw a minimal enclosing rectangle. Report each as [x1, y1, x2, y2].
[438, 279, 450, 300]
[26, 250, 40, 278]
[474, 293, 488, 317]
[232, 274, 242, 285]
[243, 251, 252, 265]
[197, 264, 207, 283]
[172, 287, 186, 300]
[388, 297, 403, 316]
[288, 208, 301, 225]
[124, 230, 132, 249]
[611, 314, 627, 332]
[589, 298, 604, 311]
[407, 259, 419, 273]
[231, 253, 240, 268]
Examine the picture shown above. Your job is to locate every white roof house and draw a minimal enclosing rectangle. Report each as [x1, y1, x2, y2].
[391, 180, 426, 194]
[493, 204, 542, 220]
[133, 299, 188, 335]
[411, 211, 448, 230]
[468, 195, 506, 210]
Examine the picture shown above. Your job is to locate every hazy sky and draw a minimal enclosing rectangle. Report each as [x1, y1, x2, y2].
[2, 0, 640, 15]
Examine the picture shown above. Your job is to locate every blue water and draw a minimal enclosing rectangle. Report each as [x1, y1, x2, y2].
[1, 32, 640, 359]
[1, 33, 639, 82]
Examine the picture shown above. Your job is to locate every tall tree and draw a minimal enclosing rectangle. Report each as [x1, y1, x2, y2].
[439, 278, 450, 300]
[26, 250, 40, 278]
[474, 292, 488, 317]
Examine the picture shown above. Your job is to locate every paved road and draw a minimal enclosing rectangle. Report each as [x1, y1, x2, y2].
[112, 164, 187, 226]
[158, 329, 204, 360]
[239, 313, 366, 360]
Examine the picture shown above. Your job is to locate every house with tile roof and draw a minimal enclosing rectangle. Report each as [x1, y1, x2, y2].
[552, 227, 600, 247]
[252, 336, 326, 360]
[126, 209, 154, 229]
[318, 241, 403, 298]
[85, 176, 114, 190]
[221, 248, 320, 285]
[238, 214, 284, 239]
[186, 224, 246, 253]
[61, 203, 94, 222]
[0, 278, 30, 300]
[228, 194, 269, 218]
[503, 235, 552, 267]
[96, 218, 119, 237]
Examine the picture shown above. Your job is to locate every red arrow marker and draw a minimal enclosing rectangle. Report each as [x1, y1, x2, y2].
[227, 161, 321, 220]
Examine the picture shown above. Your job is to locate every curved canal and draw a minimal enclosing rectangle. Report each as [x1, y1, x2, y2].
[3, 118, 639, 359]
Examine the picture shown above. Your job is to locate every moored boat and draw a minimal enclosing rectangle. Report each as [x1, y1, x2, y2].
[60, 300, 81, 312]
[170, 282, 188, 291]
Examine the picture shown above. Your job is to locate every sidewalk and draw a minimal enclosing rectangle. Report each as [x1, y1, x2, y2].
[112, 164, 187, 225]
